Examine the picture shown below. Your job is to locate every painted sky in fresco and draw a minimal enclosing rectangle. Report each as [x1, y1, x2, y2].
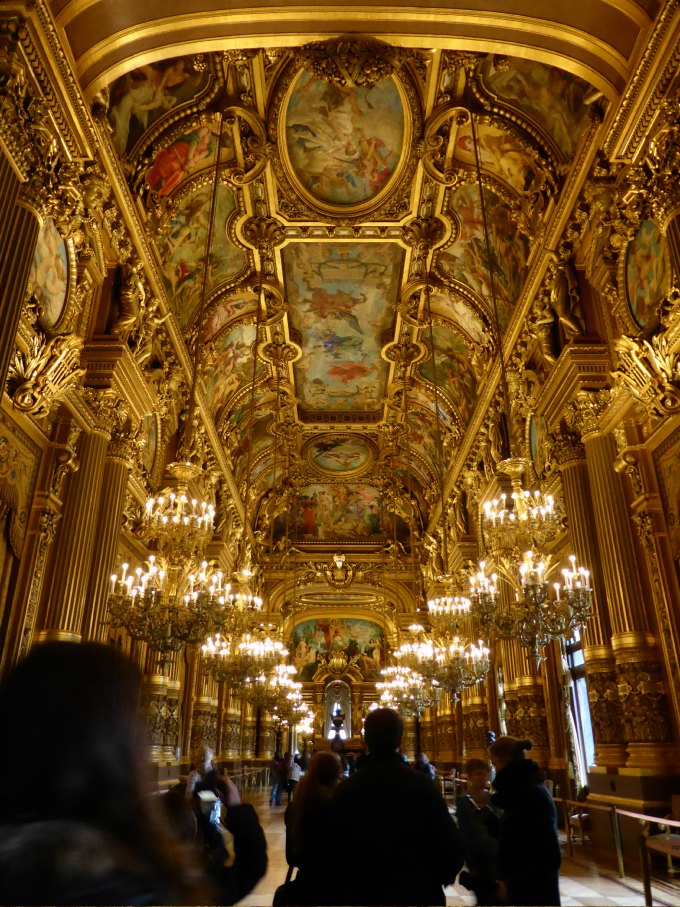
[204, 323, 258, 417]
[484, 57, 591, 157]
[291, 617, 385, 681]
[284, 242, 403, 414]
[418, 325, 478, 427]
[158, 183, 247, 329]
[308, 435, 371, 474]
[438, 183, 528, 328]
[285, 70, 404, 206]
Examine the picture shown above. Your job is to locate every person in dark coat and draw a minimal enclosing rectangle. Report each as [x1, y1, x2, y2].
[0, 642, 208, 905]
[414, 751, 437, 780]
[279, 751, 343, 905]
[489, 735, 561, 906]
[332, 708, 464, 906]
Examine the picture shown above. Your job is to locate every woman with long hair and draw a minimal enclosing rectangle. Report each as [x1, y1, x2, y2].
[0, 641, 208, 905]
[489, 735, 561, 906]
[278, 751, 343, 905]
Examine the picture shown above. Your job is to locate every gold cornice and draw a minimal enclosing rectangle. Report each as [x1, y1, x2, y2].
[50, 1, 652, 96]
[536, 345, 612, 431]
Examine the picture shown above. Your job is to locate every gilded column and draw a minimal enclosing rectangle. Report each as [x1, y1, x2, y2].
[82, 426, 134, 642]
[241, 700, 256, 759]
[34, 404, 112, 642]
[222, 691, 243, 759]
[401, 716, 416, 760]
[260, 713, 276, 759]
[553, 427, 626, 767]
[461, 685, 491, 760]
[513, 644, 550, 769]
[420, 706, 435, 757]
[436, 693, 455, 763]
[568, 392, 675, 770]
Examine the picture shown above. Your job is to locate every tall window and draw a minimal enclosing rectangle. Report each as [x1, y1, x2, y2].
[565, 628, 595, 785]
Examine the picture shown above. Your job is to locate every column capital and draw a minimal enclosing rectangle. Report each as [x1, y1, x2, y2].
[564, 388, 611, 439]
[550, 427, 585, 469]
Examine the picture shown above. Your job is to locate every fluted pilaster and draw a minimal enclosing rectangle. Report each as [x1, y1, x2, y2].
[0, 201, 39, 389]
[35, 426, 109, 641]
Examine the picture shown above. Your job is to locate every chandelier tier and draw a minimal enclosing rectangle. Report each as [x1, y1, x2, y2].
[201, 628, 287, 685]
[435, 637, 490, 700]
[393, 624, 439, 681]
[143, 461, 215, 561]
[244, 663, 303, 716]
[376, 665, 441, 717]
[427, 594, 471, 638]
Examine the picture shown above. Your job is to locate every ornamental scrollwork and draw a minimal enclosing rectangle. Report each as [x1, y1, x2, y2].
[616, 660, 672, 743]
[296, 37, 406, 88]
[8, 333, 84, 418]
[613, 333, 680, 418]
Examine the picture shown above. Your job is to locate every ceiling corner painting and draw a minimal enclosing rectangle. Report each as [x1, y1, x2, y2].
[438, 183, 528, 329]
[145, 123, 236, 198]
[283, 69, 406, 208]
[107, 56, 210, 157]
[284, 242, 403, 415]
[305, 434, 373, 476]
[291, 617, 385, 681]
[452, 121, 538, 195]
[481, 57, 592, 158]
[204, 323, 259, 417]
[158, 183, 247, 329]
[418, 325, 478, 426]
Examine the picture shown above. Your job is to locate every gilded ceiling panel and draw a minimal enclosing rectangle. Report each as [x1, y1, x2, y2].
[283, 242, 403, 415]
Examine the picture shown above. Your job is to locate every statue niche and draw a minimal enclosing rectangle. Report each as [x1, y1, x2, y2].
[324, 679, 351, 739]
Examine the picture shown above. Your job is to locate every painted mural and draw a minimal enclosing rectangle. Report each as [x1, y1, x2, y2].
[204, 323, 258, 417]
[285, 70, 404, 206]
[418, 326, 478, 426]
[107, 56, 209, 156]
[291, 617, 385, 681]
[654, 427, 680, 561]
[429, 289, 486, 344]
[484, 57, 591, 157]
[439, 183, 528, 328]
[27, 217, 69, 331]
[0, 410, 40, 558]
[271, 483, 388, 541]
[284, 243, 402, 413]
[452, 122, 538, 195]
[407, 409, 439, 468]
[146, 124, 236, 197]
[308, 435, 372, 474]
[139, 413, 158, 476]
[625, 220, 670, 331]
[231, 412, 273, 483]
[201, 294, 257, 343]
[159, 183, 247, 328]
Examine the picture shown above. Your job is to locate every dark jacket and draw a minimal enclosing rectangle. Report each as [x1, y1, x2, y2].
[0, 819, 175, 905]
[332, 752, 464, 905]
[283, 792, 335, 904]
[455, 792, 500, 905]
[492, 758, 561, 906]
[217, 803, 268, 904]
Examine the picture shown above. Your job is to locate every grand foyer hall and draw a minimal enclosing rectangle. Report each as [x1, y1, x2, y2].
[0, 0, 679, 902]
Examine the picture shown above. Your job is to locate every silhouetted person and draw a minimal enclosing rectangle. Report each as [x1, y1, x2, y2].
[0, 641, 206, 904]
[414, 751, 436, 780]
[456, 758, 500, 905]
[332, 708, 464, 905]
[489, 736, 561, 906]
[279, 751, 343, 905]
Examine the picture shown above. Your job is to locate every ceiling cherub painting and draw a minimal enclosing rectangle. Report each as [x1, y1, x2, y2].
[107, 56, 209, 156]
[284, 70, 405, 207]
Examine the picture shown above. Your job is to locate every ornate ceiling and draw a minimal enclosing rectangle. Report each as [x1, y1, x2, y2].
[39, 2, 666, 570]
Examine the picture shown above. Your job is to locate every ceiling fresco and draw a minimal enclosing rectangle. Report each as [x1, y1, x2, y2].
[283, 242, 403, 415]
[100, 41, 602, 545]
[283, 70, 406, 207]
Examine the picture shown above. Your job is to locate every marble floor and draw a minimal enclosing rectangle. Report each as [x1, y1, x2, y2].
[234, 789, 679, 907]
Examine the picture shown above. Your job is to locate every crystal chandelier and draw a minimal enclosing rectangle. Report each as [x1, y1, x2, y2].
[244, 662, 302, 714]
[427, 593, 471, 638]
[468, 561, 501, 630]
[435, 637, 490, 700]
[393, 625, 439, 681]
[507, 550, 593, 666]
[202, 628, 287, 685]
[143, 461, 215, 561]
[481, 457, 561, 582]
[376, 665, 440, 717]
[109, 556, 226, 661]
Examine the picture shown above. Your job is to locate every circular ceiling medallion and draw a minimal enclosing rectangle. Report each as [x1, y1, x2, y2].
[304, 434, 374, 476]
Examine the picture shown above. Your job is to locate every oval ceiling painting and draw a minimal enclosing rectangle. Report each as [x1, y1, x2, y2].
[306, 434, 373, 475]
[284, 69, 406, 208]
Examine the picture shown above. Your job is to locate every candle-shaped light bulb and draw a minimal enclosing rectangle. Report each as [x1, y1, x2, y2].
[110, 574, 117, 593]
[121, 563, 129, 582]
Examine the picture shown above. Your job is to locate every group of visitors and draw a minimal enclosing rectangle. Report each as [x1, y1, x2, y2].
[0, 642, 561, 906]
[269, 751, 306, 806]
[277, 710, 560, 907]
